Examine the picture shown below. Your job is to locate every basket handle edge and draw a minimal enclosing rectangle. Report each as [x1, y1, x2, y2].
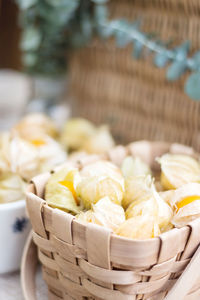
[21, 230, 38, 300]
[164, 244, 200, 300]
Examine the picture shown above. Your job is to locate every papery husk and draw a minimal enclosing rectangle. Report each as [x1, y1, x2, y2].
[121, 156, 151, 178]
[170, 183, 200, 227]
[126, 185, 173, 232]
[155, 180, 164, 192]
[80, 160, 124, 188]
[115, 215, 161, 239]
[45, 167, 81, 214]
[170, 183, 200, 207]
[76, 175, 124, 209]
[12, 113, 58, 140]
[125, 197, 157, 219]
[68, 151, 88, 163]
[76, 196, 125, 231]
[60, 118, 96, 150]
[6, 136, 39, 181]
[78, 160, 124, 208]
[122, 175, 153, 210]
[0, 172, 27, 203]
[0, 132, 11, 173]
[152, 186, 173, 231]
[172, 201, 200, 228]
[76, 210, 99, 224]
[0, 134, 67, 181]
[159, 190, 176, 207]
[92, 196, 125, 230]
[157, 154, 200, 190]
[36, 136, 67, 173]
[0, 153, 8, 175]
[82, 125, 115, 154]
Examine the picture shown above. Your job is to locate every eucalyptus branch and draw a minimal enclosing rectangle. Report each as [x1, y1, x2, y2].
[99, 20, 199, 71]
[15, 0, 200, 100]
[94, 2, 200, 100]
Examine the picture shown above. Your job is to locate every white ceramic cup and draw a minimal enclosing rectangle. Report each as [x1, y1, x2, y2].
[0, 200, 31, 274]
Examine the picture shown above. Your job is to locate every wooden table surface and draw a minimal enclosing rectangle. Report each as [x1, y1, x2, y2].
[0, 266, 47, 299]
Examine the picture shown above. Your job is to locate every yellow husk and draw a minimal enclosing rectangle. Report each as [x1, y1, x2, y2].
[5, 136, 39, 181]
[35, 136, 67, 173]
[121, 156, 151, 178]
[45, 167, 81, 214]
[0, 133, 67, 181]
[157, 154, 200, 190]
[171, 183, 200, 227]
[122, 175, 153, 210]
[0, 132, 11, 174]
[76, 196, 125, 231]
[126, 184, 173, 232]
[68, 151, 88, 163]
[76, 210, 99, 224]
[115, 215, 161, 239]
[82, 125, 115, 154]
[159, 190, 176, 207]
[80, 160, 124, 187]
[77, 161, 124, 209]
[76, 176, 124, 209]
[172, 201, 200, 228]
[60, 118, 96, 150]
[12, 113, 58, 140]
[0, 172, 27, 203]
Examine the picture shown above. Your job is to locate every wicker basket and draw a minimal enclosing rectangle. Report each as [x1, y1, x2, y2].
[69, 0, 200, 150]
[22, 141, 200, 300]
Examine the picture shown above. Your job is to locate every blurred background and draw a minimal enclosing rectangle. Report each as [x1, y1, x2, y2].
[1, 0, 200, 148]
[0, 0, 69, 130]
[0, 0, 21, 70]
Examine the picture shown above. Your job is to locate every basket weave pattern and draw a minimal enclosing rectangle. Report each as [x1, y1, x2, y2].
[69, 0, 200, 150]
[26, 141, 200, 300]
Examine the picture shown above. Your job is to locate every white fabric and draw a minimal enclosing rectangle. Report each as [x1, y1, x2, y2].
[0, 267, 47, 300]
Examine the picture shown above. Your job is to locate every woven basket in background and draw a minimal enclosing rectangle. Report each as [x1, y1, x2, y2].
[69, 0, 200, 150]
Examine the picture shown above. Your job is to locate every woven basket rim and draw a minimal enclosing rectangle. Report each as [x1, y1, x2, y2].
[27, 140, 200, 244]
[27, 189, 198, 244]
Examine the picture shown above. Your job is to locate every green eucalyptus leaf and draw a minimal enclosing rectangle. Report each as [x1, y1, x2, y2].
[193, 51, 200, 60]
[120, 19, 130, 28]
[45, 0, 79, 7]
[167, 61, 187, 81]
[174, 41, 190, 60]
[109, 19, 124, 28]
[132, 40, 143, 59]
[115, 31, 132, 48]
[16, 0, 37, 10]
[22, 52, 37, 67]
[41, 0, 79, 26]
[185, 72, 200, 101]
[20, 27, 41, 51]
[81, 16, 93, 40]
[116, 19, 130, 30]
[70, 33, 88, 48]
[44, 9, 74, 26]
[94, 4, 108, 23]
[91, 0, 108, 3]
[192, 51, 200, 68]
[154, 52, 169, 68]
[97, 25, 114, 38]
